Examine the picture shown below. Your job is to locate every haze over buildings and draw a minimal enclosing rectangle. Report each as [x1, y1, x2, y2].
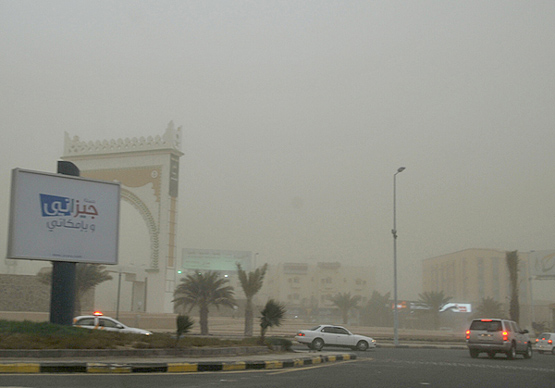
[1, 1, 555, 302]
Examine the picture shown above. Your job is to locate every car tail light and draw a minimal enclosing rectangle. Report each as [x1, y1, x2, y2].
[502, 332, 508, 341]
[549, 339, 553, 344]
[297, 332, 305, 337]
[536, 339, 539, 342]
[466, 330, 470, 340]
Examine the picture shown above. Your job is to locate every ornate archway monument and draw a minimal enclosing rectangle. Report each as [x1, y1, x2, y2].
[62, 122, 183, 313]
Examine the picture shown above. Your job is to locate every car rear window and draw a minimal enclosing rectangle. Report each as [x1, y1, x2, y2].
[539, 333, 551, 340]
[469, 320, 502, 331]
[75, 318, 95, 326]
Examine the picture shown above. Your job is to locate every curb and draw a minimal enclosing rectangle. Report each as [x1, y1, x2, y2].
[0, 353, 356, 374]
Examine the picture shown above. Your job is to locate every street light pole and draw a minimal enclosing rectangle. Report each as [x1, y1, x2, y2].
[116, 271, 122, 320]
[392, 166, 406, 347]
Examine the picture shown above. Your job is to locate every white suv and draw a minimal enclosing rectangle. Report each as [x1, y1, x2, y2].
[466, 318, 532, 359]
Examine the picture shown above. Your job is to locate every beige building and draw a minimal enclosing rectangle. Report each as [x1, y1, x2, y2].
[262, 261, 374, 322]
[422, 248, 537, 327]
[62, 123, 183, 314]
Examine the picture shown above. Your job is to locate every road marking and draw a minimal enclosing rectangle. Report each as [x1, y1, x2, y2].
[373, 359, 554, 373]
[268, 359, 361, 375]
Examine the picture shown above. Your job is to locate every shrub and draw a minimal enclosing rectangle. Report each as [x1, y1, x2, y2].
[0, 320, 266, 350]
[264, 336, 292, 351]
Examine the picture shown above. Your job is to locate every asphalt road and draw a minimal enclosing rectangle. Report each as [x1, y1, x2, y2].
[2, 348, 554, 388]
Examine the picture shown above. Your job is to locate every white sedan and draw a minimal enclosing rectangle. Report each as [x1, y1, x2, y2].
[535, 332, 555, 354]
[73, 312, 152, 335]
[295, 324, 376, 351]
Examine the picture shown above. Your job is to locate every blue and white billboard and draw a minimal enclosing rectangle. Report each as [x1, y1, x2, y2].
[7, 168, 120, 264]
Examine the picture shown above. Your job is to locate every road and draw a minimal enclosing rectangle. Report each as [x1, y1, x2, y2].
[1, 348, 554, 388]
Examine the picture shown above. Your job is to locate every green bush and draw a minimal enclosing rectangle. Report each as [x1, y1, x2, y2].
[264, 336, 292, 351]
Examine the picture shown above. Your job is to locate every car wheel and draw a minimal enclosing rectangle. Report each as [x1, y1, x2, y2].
[311, 338, 324, 351]
[469, 349, 479, 358]
[506, 343, 516, 360]
[551, 347, 555, 355]
[487, 352, 496, 359]
[523, 344, 532, 359]
[356, 341, 369, 351]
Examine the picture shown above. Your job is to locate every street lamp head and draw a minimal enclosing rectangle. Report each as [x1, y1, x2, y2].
[397, 167, 406, 173]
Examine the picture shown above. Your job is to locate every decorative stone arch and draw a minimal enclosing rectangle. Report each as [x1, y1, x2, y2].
[120, 188, 159, 269]
[61, 122, 183, 313]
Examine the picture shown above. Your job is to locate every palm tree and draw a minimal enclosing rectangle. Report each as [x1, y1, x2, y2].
[329, 292, 361, 324]
[37, 263, 112, 316]
[236, 263, 268, 336]
[173, 271, 235, 335]
[364, 290, 392, 327]
[260, 299, 286, 344]
[506, 250, 520, 322]
[417, 291, 452, 330]
[473, 297, 505, 319]
[175, 314, 194, 347]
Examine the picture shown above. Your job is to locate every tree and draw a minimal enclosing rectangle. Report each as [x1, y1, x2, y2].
[260, 299, 286, 344]
[173, 271, 235, 335]
[37, 263, 112, 316]
[329, 292, 361, 324]
[236, 263, 268, 337]
[473, 297, 505, 319]
[506, 250, 520, 322]
[363, 290, 392, 327]
[417, 291, 452, 330]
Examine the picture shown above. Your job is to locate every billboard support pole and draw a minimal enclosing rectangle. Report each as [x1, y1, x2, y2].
[49, 161, 79, 326]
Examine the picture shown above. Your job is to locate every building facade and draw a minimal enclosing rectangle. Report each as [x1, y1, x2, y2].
[62, 123, 183, 313]
[262, 261, 374, 323]
[422, 248, 535, 327]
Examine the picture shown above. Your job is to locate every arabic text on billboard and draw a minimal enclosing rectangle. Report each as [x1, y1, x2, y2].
[7, 169, 120, 264]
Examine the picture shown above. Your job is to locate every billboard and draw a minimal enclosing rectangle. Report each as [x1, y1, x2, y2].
[181, 248, 252, 271]
[439, 303, 472, 313]
[529, 250, 555, 278]
[7, 168, 120, 264]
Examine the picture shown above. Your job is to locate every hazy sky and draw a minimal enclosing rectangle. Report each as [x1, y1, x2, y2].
[1, 1, 554, 299]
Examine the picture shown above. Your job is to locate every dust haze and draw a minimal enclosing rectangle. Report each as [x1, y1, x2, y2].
[1, 1, 554, 299]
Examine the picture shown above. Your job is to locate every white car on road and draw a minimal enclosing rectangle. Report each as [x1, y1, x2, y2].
[73, 312, 152, 335]
[295, 324, 376, 351]
[535, 333, 555, 354]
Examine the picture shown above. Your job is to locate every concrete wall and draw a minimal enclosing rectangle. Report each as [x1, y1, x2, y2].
[0, 274, 93, 314]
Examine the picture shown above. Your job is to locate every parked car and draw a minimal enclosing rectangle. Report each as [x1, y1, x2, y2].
[295, 324, 376, 351]
[535, 333, 555, 354]
[73, 312, 152, 335]
[465, 318, 532, 359]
